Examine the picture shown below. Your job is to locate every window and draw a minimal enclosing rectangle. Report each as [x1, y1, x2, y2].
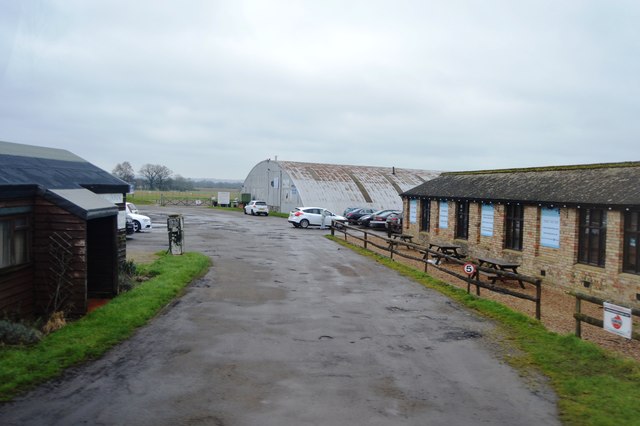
[455, 201, 469, 240]
[578, 208, 606, 267]
[421, 199, 430, 231]
[623, 211, 640, 274]
[505, 205, 524, 251]
[0, 216, 31, 269]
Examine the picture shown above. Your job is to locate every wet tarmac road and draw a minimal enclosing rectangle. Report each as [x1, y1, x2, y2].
[0, 206, 559, 425]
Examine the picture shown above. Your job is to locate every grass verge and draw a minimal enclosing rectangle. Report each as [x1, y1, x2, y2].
[0, 252, 211, 401]
[328, 236, 640, 426]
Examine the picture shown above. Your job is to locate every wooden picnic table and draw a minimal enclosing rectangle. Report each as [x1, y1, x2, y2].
[391, 233, 414, 243]
[475, 256, 525, 288]
[387, 233, 415, 251]
[425, 243, 465, 265]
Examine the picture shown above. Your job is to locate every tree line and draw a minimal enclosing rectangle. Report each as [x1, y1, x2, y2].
[112, 162, 242, 191]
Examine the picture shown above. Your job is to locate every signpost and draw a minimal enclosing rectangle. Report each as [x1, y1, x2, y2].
[463, 262, 476, 276]
[603, 302, 632, 339]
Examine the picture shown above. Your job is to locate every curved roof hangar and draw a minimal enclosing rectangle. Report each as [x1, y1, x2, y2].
[242, 159, 440, 214]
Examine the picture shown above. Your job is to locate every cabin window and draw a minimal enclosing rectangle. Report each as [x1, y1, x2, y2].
[623, 210, 640, 274]
[421, 199, 430, 231]
[0, 216, 31, 269]
[578, 208, 606, 267]
[455, 201, 469, 240]
[505, 204, 524, 251]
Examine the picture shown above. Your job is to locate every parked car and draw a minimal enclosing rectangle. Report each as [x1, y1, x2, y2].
[369, 210, 401, 228]
[345, 208, 376, 224]
[288, 207, 346, 229]
[244, 200, 269, 216]
[357, 213, 373, 227]
[358, 209, 394, 227]
[126, 202, 152, 232]
[385, 212, 403, 234]
[343, 206, 361, 216]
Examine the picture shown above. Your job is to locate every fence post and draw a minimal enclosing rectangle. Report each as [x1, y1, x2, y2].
[575, 295, 582, 338]
[535, 279, 542, 320]
[364, 232, 368, 249]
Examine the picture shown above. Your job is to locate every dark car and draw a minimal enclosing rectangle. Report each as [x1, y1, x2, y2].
[359, 209, 395, 227]
[343, 206, 361, 216]
[369, 210, 401, 228]
[345, 208, 376, 224]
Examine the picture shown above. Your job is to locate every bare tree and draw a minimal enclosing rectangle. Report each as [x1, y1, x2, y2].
[139, 164, 173, 190]
[112, 161, 135, 183]
[170, 175, 195, 191]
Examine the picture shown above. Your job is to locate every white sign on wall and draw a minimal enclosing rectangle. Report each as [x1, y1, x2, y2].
[481, 204, 494, 237]
[439, 201, 449, 229]
[540, 207, 561, 248]
[603, 302, 633, 339]
[409, 199, 418, 224]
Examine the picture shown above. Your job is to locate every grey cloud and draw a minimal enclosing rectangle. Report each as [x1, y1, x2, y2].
[0, 0, 638, 179]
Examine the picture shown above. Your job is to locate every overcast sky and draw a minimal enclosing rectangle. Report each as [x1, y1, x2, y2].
[1, 1, 639, 180]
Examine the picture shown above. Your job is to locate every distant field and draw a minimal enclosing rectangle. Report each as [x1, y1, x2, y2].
[128, 189, 242, 205]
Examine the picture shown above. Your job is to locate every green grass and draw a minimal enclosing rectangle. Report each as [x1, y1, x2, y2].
[268, 211, 289, 218]
[129, 189, 242, 205]
[328, 236, 640, 426]
[0, 252, 211, 401]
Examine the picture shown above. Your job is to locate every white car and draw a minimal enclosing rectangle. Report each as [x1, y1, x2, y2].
[244, 200, 269, 216]
[126, 202, 152, 232]
[288, 207, 346, 229]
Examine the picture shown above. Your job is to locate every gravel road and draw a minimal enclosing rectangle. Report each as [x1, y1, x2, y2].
[0, 206, 559, 426]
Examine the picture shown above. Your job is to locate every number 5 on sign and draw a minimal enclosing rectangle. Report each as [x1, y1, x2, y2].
[463, 262, 476, 276]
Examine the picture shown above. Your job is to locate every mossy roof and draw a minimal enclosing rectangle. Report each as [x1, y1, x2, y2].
[402, 162, 640, 207]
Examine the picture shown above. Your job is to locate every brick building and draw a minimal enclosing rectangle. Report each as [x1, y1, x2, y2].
[400, 162, 640, 307]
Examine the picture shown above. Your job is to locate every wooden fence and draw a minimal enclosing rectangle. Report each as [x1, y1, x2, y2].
[331, 222, 543, 320]
[158, 196, 212, 207]
[570, 292, 640, 340]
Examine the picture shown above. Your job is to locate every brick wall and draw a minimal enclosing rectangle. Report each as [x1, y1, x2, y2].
[404, 198, 640, 307]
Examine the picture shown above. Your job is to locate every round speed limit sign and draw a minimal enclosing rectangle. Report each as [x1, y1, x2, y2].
[463, 262, 476, 276]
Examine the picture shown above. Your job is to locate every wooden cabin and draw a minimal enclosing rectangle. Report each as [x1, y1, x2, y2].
[0, 141, 130, 318]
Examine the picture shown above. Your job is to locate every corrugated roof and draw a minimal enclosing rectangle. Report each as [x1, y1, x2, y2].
[279, 161, 440, 211]
[0, 140, 128, 193]
[402, 162, 640, 207]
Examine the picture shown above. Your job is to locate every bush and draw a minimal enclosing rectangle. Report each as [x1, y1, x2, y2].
[119, 260, 139, 292]
[0, 320, 43, 346]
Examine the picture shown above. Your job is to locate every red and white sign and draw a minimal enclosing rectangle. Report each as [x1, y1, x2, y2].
[603, 302, 632, 339]
[463, 262, 476, 276]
